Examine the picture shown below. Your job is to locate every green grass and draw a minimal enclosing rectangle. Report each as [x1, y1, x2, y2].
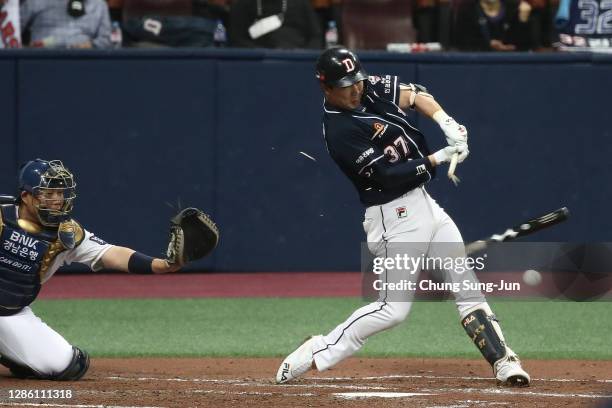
[31, 298, 612, 360]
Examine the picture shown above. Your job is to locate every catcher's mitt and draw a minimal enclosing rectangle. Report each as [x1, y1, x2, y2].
[166, 208, 219, 265]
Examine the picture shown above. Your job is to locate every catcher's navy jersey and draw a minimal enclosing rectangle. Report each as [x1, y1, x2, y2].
[323, 75, 436, 207]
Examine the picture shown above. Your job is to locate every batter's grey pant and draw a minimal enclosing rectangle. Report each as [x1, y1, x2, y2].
[312, 187, 487, 371]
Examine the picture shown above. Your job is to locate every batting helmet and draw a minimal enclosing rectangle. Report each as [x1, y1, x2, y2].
[316, 47, 368, 88]
[18, 159, 76, 226]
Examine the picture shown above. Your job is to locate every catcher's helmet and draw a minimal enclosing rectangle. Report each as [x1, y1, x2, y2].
[18, 159, 76, 227]
[316, 47, 368, 88]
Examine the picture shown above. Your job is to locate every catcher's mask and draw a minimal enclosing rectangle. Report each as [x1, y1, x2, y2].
[18, 159, 77, 227]
[316, 46, 368, 88]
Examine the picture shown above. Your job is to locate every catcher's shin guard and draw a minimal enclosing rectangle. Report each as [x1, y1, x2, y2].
[461, 304, 530, 386]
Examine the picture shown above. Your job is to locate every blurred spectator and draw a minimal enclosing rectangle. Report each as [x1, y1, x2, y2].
[414, 0, 436, 42]
[229, 0, 322, 49]
[312, 0, 342, 46]
[413, 0, 452, 46]
[453, 0, 536, 51]
[1, 0, 21, 48]
[342, 0, 416, 50]
[20, 0, 112, 48]
[527, 0, 557, 49]
[108, 0, 125, 22]
[121, 0, 229, 47]
[193, 0, 230, 27]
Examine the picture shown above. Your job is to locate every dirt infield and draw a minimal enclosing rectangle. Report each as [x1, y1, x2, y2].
[1, 358, 611, 407]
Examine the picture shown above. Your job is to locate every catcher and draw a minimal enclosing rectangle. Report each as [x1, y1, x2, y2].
[0, 158, 218, 380]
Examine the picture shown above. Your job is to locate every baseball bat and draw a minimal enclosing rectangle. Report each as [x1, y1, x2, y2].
[447, 153, 460, 186]
[465, 207, 570, 254]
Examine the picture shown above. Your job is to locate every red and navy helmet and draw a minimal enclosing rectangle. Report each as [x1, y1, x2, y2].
[18, 159, 76, 226]
[316, 47, 368, 88]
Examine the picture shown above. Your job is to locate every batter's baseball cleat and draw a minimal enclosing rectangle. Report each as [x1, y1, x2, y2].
[275, 335, 321, 384]
[494, 353, 530, 387]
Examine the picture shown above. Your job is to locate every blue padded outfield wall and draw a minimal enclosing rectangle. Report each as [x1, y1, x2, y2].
[0, 50, 610, 271]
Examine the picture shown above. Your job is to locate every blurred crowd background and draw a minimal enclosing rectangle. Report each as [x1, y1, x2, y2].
[1, 0, 610, 52]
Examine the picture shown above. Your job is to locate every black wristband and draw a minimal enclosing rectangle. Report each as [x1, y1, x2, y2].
[128, 252, 155, 274]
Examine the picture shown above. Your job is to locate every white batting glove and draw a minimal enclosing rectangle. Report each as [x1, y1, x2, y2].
[432, 146, 459, 165]
[433, 111, 468, 146]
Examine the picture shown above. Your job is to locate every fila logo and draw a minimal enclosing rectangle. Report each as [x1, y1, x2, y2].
[281, 363, 290, 382]
[416, 164, 426, 175]
[341, 58, 355, 72]
[463, 315, 476, 327]
[396, 207, 407, 219]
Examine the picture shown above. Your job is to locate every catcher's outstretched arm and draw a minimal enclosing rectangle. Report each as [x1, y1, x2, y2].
[98, 207, 218, 273]
[101, 246, 180, 274]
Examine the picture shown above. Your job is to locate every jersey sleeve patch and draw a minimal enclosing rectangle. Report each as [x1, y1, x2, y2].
[367, 74, 400, 103]
[89, 235, 107, 245]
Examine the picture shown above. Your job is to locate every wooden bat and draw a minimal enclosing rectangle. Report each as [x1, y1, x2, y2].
[448, 153, 460, 186]
[465, 207, 570, 254]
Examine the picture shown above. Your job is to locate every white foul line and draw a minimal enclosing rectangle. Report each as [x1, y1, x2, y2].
[312, 374, 612, 384]
[103, 374, 612, 400]
[277, 383, 391, 390]
[107, 376, 392, 390]
[334, 392, 434, 399]
[420, 387, 612, 399]
[107, 375, 244, 384]
[194, 389, 315, 397]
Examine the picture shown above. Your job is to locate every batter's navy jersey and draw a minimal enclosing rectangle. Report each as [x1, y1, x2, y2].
[323, 74, 436, 207]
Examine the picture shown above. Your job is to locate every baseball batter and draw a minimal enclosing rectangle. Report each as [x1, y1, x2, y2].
[276, 47, 530, 386]
[0, 159, 180, 380]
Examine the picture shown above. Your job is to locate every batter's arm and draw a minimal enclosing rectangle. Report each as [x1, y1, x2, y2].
[398, 84, 460, 130]
[100, 246, 180, 274]
[363, 155, 434, 188]
[359, 144, 460, 188]
[398, 85, 443, 119]
[331, 125, 447, 188]
[399, 83, 468, 163]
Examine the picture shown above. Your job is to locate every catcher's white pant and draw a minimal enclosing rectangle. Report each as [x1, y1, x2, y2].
[0, 307, 73, 375]
[312, 186, 487, 371]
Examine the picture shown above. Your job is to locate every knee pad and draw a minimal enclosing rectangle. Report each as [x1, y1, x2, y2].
[52, 347, 90, 381]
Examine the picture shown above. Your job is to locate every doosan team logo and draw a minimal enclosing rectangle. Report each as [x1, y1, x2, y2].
[372, 122, 388, 139]
[368, 76, 382, 85]
[341, 58, 355, 72]
[396, 207, 407, 218]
